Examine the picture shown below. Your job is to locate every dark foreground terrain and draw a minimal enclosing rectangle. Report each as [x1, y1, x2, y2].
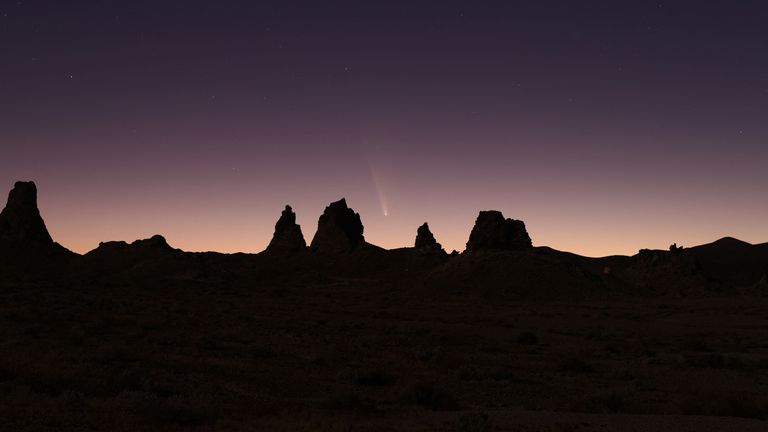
[1, 276, 768, 431]
[1, 181, 767, 431]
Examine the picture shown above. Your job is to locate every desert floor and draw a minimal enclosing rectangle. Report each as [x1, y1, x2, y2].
[1, 278, 767, 431]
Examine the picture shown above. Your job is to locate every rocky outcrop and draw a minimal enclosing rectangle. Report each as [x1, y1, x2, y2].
[86, 235, 177, 260]
[310, 198, 364, 253]
[0, 181, 54, 244]
[266, 205, 306, 253]
[94, 235, 174, 253]
[78, 235, 183, 281]
[465, 210, 532, 252]
[0, 182, 75, 279]
[619, 248, 708, 295]
[415, 223, 442, 251]
[134, 235, 172, 249]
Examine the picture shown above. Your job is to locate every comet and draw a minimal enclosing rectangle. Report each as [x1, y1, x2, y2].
[367, 157, 389, 217]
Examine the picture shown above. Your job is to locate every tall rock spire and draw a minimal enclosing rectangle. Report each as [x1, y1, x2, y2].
[0, 181, 54, 244]
[310, 198, 364, 253]
[266, 205, 307, 253]
[415, 222, 442, 251]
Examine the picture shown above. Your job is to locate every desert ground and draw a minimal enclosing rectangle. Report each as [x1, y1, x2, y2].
[1, 273, 767, 431]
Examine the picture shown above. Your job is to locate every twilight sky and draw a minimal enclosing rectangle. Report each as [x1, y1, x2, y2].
[1, 1, 767, 256]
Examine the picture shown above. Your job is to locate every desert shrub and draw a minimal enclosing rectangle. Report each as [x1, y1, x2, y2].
[488, 367, 517, 381]
[354, 369, 395, 386]
[248, 345, 277, 359]
[516, 331, 538, 345]
[0, 365, 14, 383]
[577, 392, 626, 413]
[418, 348, 443, 362]
[457, 366, 480, 381]
[98, 366, 144, 397]
[322, 392, 377, 412]
[404, 383, 460, 411]
[679, 338, 710, 352]
[116, 391, 219, 426]
[558, 358, 594, 373]
[93, 343, 139, 365]
[22, 367, 81, 397]
[310, 355, 327, 366]
[57, 391, 87, 413]
[680, 392, 768, 419]
[684, 354, 746, 370]
[270, 286, 289, 298]
[714, 397, 767, 419]
[479, 344, 506, 354]
[457, 411, 492, 432]
[609, 369, 636, 381]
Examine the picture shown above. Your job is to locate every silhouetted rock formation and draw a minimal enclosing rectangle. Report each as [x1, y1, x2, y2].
[670, 243, 684, 254]
[620, 248, 708, 295]
[0, 181, 53, 244]
[136, 235, 172, 249]
[3, 179, 768, 299]
[0, 182, 74, 280]
[465, 210, 532, 252]
[310, 198, 364, 253]
[123, 235, 173, 250]
[90, 235, 176, 255]
[266, 205, 306, 253]
[415, 223, 442, 251]
[78, 235, 187, 282]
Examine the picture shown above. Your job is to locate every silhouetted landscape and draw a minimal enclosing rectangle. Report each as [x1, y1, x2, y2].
[4, 1, 767, 430]
[2, 181, 767, 431]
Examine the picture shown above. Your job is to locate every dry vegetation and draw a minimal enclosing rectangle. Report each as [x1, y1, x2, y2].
[1, 276, 767, 431]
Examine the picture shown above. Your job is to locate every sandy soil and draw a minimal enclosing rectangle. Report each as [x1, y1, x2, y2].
[0, 275, 766, 431]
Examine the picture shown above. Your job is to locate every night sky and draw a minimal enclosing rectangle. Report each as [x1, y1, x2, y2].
[2, 1, 767, 256]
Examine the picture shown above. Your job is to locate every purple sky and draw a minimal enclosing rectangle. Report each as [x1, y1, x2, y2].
[2, 1, 767, 256]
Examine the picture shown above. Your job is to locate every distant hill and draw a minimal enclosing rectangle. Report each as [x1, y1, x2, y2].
[688, 237, 768, 288]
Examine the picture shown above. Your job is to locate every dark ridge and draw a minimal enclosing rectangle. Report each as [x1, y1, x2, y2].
[687, 237, 768, 288]
[710, 237, 753, 248]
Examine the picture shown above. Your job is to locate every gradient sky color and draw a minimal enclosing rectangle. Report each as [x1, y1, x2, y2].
[2, 1, 767, 257]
